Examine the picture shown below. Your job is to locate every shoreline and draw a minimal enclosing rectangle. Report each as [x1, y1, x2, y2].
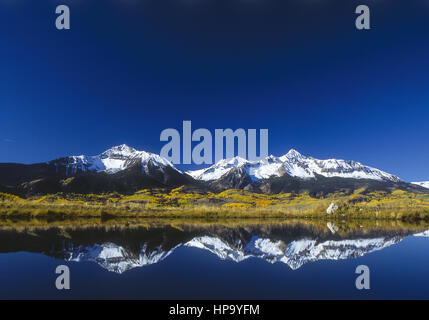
[1, 188, 429, 221]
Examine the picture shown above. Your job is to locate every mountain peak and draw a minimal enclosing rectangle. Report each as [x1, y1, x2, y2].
[117, 143, 133, 150]
[286, 149, 302, 157]
[279, 149, 304, 162]
[100, 144, 137, 157]
[186, 156, 250, 181]
[59, 144, 180, 175]
[219, 156, 249, 166]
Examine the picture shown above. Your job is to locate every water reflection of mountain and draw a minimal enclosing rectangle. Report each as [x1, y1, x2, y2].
[0, 222, 427, 273]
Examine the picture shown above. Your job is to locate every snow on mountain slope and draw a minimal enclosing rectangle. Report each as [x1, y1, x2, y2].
[414, 230, 429, 237]
[58, 231, 414, 273]
[187, 157, 250, 181]
[59, 144, 180, 175]
[187, 149, 401, 182]
[63, 242, 179, 274]
[54, 145, 404, 184]
[185, 235, 402, 270]
[411, 182, 429, 189]
[279, 149, 401, 181]
[187, 156, 283, 182]
[281, 237, 400, 270]
[186, 236, 248, 261]
[66, 242, 144, 274]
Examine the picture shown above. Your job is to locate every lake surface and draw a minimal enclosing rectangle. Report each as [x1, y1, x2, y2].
[0, 219, 428, 299]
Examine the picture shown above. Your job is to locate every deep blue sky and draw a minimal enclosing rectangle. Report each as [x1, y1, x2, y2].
[0, 0, 428, 181]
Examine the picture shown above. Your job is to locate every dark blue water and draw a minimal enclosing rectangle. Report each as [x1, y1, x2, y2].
[0, 223, 428, 299]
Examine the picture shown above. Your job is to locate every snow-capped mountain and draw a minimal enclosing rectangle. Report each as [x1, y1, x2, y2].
[185, 235, 402, 270]
[0, 144, 197, 194]
[62, 242, 178, 274]
[55, 144, 180, 175]
[187, 149, 401, 183]
[57, 233, 406, 273]
[1, 145, 424, 195]
[3, 223, 425, 274]
[411, 181, 429, 189]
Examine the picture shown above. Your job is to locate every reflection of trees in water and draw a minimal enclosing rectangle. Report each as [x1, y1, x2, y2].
[0, 220, 426, 273]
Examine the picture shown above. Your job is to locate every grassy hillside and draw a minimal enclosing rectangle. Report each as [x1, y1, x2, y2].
[1, 186, 429, 220]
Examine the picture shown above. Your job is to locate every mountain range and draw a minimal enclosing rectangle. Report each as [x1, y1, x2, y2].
[0, 224, 426, 274]
[187, 149, 401, 182]
[63, 235, 402, 273]
[0, 144, 427, 196]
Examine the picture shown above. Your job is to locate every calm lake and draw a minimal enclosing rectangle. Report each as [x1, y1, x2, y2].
[0, 219, 428, 299]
